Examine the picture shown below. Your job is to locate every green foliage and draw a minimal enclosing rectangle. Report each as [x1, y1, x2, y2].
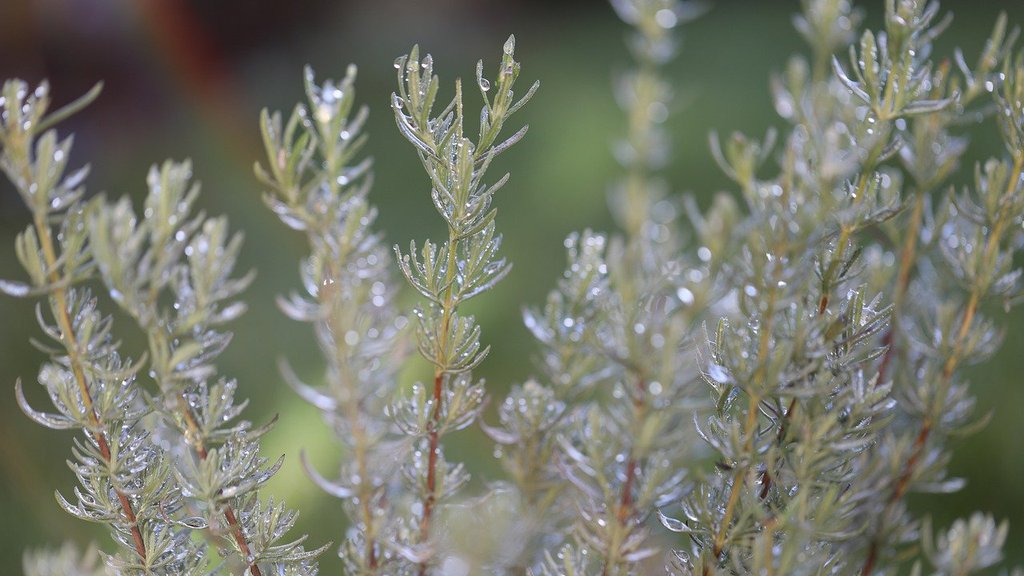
[1, 79, 321, 575]
[3, 0, 1024, 575]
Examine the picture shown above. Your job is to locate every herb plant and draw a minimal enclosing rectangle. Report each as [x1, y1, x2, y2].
[2, 81, 323, 575]
[4, 0, 1024, 574]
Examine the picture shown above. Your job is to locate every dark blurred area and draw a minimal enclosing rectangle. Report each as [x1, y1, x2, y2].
[2, 0, 1024, 572]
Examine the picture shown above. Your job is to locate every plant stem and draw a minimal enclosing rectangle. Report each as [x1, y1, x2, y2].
[419, 227, 461, 576]
[321, 256, 380, 572]
[147, 308, 263, 575]
[860, 283, 976, 576]
[713, 393, 760, 560]
[601, 377, 647, 576]
[763, 177, 871, 497]
[32, 212, 148, 562]
[860, 153, 1023, 574]
[327, 147, 380, 572]
[177, 394, 263, 576]
[707, 270, 779, 572]
[623, 60, 656, 239]
[819, 173, 870, 314]
[876, 191, 926, 386]
[767, 169, 872, 500]
[418, 371, 444, 576]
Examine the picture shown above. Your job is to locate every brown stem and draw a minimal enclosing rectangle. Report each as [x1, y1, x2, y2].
[178, 396, 263, 576]
[417, 225, 461, 576]
[617, 458, 639, 527]
[891, 422, 931, 505]
[860, 541, 879, 576]
[765, 203, 862, 503]
[859, 153, 1018, 573]
[224, 507, 262, 576]
[858, 164, 1013, 573]
[876, 192, 926, 386]
[601, 378, 648, 576]
[616, 383, 646, 528]
[817, 295, 829, 316]
[33, 213, 148, 562]
[418, 370, 445, 576]
[600, 455, 639, 576]
[860, 421, 931, 576]
[860, 285, 979, 575]
[758, 470, 772, 501]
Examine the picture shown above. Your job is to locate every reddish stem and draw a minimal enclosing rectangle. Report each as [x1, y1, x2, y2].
[860, 422, 931, 576]
[33, 212, 148, 562]
[601, 379, 647, 576]
[225, 507, 262, 576]
[98, 433, 147, 560]
[418, 370, 445, 576]
[181, 398, 262, 576]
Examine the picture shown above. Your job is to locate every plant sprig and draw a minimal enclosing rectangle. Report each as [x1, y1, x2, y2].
[390, 35, 537, 574]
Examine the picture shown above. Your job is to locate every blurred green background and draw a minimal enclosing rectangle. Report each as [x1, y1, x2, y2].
[2, 0, 1023, 572]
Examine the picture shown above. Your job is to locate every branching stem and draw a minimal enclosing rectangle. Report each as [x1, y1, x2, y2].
[860, 153, 1024, 575]
[147, 311, 263, 575]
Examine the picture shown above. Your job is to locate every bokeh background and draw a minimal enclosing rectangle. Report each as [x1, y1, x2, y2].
[2, 0, 1023, 572]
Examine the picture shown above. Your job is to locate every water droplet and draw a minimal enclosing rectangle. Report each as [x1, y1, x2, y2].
[655, 8, 678, 28]
[441, 557, 471, 576]
[315, 103, 332, 124]
[707, 364, 728, 384]
[677, 287, 694, 305]
[479, 77, 491, 92]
